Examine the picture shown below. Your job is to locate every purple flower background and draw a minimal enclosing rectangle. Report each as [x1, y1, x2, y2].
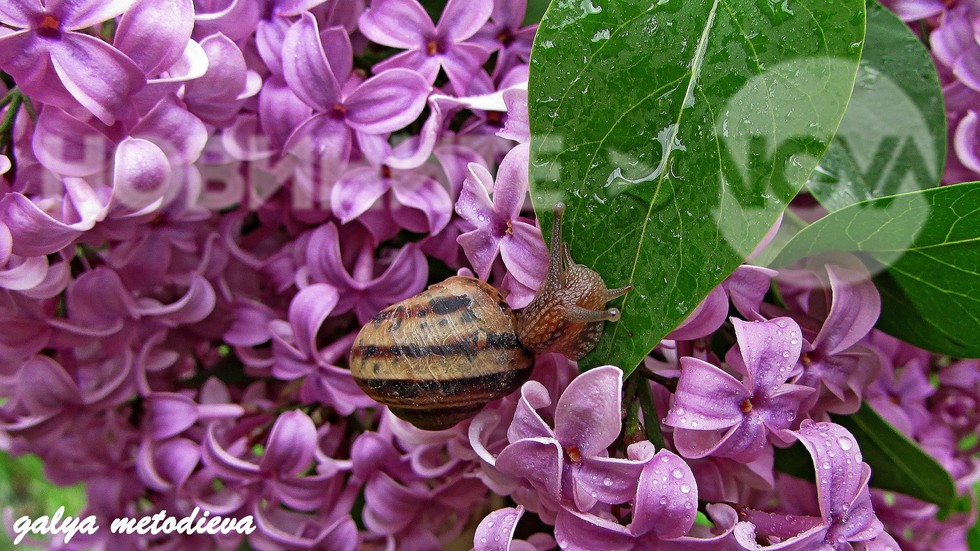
[0, 0, 976, 549]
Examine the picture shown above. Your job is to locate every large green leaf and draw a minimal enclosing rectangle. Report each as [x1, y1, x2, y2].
[773, 403, 957, 509]
[529, 0, 864, 372]
[773, 182, 980, 357]
[807, 0, 946, 211]
[832, 404, 957, 510]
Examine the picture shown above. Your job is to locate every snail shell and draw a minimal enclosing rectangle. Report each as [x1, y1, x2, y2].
[349, 276, 533, 430]
[349, 202, 631, 430]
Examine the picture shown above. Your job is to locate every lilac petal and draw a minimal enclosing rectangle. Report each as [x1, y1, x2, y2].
[183, 33, 250, 125]
[288, 284, 340, 357]
[350, 431, 402, 480]
[0, 255, 48, 290]
[812, 264, 880, 355]
[456, 230, 498, 280]
[793, 420, 870, 523]
[931, 7, 974, 69]
[48, 33, 145, 125]
[508, 380, 555, 441]
[152, 438, 200, 488]
[954, 48, 980, 99]
[390, 172, 453, 233]
[733, 317, 802, 394]
[573, 455, 644, 507]
[282, 13, 340, 109]
[723, 265, 778, 320]
[225, 300, 276, 345]
[0, 193, 87, 257]
[883, 0, 944, 22]
[374, 47, 442, 82]
[272, 476, 333, 511]
[0, 32, 76, 114]
[135, 273, 216, 323]
[358, 243, 428, 319]
[667, 357, 746, 430]
[0, 220, 10, 264]
[276, 0, 330, 16]
[146, 392, 199, 439]
[132, 96, 208, 165]
[441, 42, 494, 95]
[363, 473, 425, 534]
[733, 511, 827, 550]
[667, 286, 728, 340]
[331, 166, 389, 223]
[114, 0, 193, 76]
[358, 0, 433, 48]
[457, 162, 497, 225]
[954, 110, 980, 173]
[56, 0, 136, 29]
[112, 137, 171, 212]
[261, 410, 318, 476]
[202, 425, 262, 480]
[18, 356, 83, 412]
[32, 106, 113, 177]
[711, 415, 769, 462]
[500, 220, 548, 288]
[345, 68, 430, 134]
[284, 113, 351, 178]
[438, 0, 493, 41]
[554, 366, 624, 455]
[492, 142, 530, 218]
[320, 25, 353, 82]
[495, 437, 563, 499]
[632, 449, 697, 539]
[253, 506, 355, 550]
[553, 508, 636, 551]
[385, 101, 445, 170]
[500, 87, 530, 143]
[258, 76, 314, 150]
[256, 17, 289, 74]
[0, 0, 36, 26]
[474, 506, 525, 551]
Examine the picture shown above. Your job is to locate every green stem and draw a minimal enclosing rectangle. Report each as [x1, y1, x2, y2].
[636, 375, 665, 450]
[623, 372, 643, 447]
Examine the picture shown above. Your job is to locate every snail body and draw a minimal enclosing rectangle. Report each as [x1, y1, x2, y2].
[349, 203, 631, 430]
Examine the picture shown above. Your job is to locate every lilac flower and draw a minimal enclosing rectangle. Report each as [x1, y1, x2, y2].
[470, 366, 647, 522]
[456, 142, 547, 289]
[732, 420, 894, 550]
[0, 0, 145, 124]
[666, 317, 813, 463]
[474, 0, 538, 78]
[282, 14, 430, 179]
[331, 163, 453, 234]
[268, 284, 375, 414]
[772, 260, 882, 415]
[359, 0, 494, 95]
[203, 410, 334, 512]
[303, 222, 428, 322]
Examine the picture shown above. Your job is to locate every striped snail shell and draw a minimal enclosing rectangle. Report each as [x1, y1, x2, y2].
[349, 203, 632, 430]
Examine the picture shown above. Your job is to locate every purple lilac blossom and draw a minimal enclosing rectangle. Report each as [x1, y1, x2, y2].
[0, 0, 967, 548]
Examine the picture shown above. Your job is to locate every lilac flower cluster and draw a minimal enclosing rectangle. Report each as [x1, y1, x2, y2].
[881, 0, 980, 183]
[0, 0, 974, 550]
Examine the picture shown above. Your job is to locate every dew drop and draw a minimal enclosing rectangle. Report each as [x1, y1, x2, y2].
[672, 468, 684, 479]
[603, 477, 613, 487]
[680, 483, 691, 493]
[838, 437, 853, 451]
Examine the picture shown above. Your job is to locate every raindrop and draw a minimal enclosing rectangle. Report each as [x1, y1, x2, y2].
[838, 437, 852, 451]
[680, 483, 691, 494]
[603, 477, 613, 487]
[671, 468, 684, 479]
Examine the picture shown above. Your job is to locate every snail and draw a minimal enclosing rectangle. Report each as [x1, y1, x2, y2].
[349, 202, 632, 430]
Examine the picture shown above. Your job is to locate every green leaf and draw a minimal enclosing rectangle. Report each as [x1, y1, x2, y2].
[528, 0, 864, 373]
[807, 0, 946, 211]
[774, 403, 957, 509]
[831, 403, 956, 510]
[773, 182, 980, 357]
